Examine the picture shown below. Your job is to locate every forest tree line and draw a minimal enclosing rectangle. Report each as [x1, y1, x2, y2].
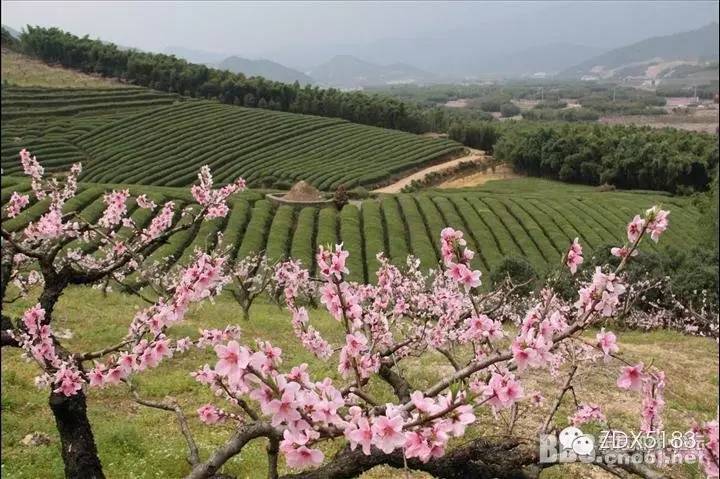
[5, 26, 719, 195]
[9, 26, 463, 133]
[493, 122, 718, 193]
[449, 121, 718, 194]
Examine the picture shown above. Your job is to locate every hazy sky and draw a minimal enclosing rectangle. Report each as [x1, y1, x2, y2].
[2, 1, 718, 66]
[2, 1, 544, 52]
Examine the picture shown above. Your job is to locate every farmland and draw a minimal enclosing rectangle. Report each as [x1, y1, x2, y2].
[1, 17, 718, 479]
[1, 85, 185, 175]
[1, 176, 701, 285]
[1, 86, 463, 190]
[76, 101, 463, 189]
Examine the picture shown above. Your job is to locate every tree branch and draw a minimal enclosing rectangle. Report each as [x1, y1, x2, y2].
[76, 339, 132, 361]
[185, 422, 279, 479]
[541, 364, 578, 433]
[280, 437, 541, 479]
[378, 362, 412, 403]
[126, 379, 200, 466]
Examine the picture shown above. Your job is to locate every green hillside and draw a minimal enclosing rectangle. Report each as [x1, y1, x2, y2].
[76, 101, 462, 189]
[1, 86, 185, 175]
[2, 177, 701, 285]
[1, 86, 462, 190]
[562, 22, 719, 77]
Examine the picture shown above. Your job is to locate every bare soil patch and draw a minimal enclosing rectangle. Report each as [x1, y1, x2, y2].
[373, 148, 486, 193]
[599, 106, 719, 133]
[438, 163, 521, 188]
[444, 98, 469, 108]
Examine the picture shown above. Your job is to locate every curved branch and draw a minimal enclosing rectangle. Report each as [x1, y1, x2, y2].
[378, 362, 412, 403]
[77, 339, 132, 361]
[127, 379, 200, 466]
[184, 422, 279, 479]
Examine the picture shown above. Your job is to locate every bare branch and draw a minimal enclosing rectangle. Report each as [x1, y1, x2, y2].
[126, 379, 200, 466]
[76, 339, 132, 361]
[185, 422, 279, 479]
[541, 364, 578, 433]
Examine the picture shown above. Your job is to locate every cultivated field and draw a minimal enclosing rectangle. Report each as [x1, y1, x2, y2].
[76, 101, 463, 189]
[2, 176, 701, 284]
[1, 87, 463, 190]
[1, 86, 185, 175]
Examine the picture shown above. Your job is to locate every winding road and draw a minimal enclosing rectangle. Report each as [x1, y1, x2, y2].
[373, 148, 487, 193]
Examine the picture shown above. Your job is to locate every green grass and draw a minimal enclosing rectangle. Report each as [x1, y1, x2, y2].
[1, 51, 127, 88]
[1, 286, 716, 479]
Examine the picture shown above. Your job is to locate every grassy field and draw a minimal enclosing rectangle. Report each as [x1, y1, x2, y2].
[0, 287, 716, 479]
[2, 176, 702, 285]
[1, 50, 126, 88]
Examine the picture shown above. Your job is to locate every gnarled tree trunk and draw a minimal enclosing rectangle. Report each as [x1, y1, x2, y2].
[49, 390, 105, 479]
[281, 437, 541, 479]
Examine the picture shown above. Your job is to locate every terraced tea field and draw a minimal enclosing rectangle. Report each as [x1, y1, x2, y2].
[2, 87, 463, 190]
[76, 101, 463, 189]
[2, 177, 700, 286]
[1, 86, 185, 175]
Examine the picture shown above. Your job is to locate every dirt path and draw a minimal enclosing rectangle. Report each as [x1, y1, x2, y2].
[373, 148, 486, 193]
[438, 164, 520, 188]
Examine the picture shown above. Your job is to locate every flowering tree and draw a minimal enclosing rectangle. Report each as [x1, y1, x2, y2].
[144, 206, 718, 479]
[2, 151, 718, 479]
[229, 253, 276, 321]
[1, 152, 244, 478]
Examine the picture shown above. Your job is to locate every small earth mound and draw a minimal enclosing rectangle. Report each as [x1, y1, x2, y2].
[283, 181, 324, 202]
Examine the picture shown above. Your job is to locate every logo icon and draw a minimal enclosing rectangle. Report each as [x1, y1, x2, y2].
[559, 426, 583, 450]
[571, 434, 595, 456]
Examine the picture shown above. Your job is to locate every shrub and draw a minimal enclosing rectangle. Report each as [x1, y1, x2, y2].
[500, 102, 521, 118]
[490, 256, 537, 294]
[339, 204, 364, 282]
[333, 184, 349, 209]
[348, 186, 370, 199]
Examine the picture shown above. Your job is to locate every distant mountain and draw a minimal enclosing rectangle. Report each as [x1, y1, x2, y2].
[216, 56, 313, 84]
[309, 55, 436, 88]
[487, 43, 607, 76]
[561, 23, 719, 79]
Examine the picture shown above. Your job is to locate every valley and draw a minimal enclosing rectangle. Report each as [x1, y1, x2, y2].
[0, 13, 718, 479]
